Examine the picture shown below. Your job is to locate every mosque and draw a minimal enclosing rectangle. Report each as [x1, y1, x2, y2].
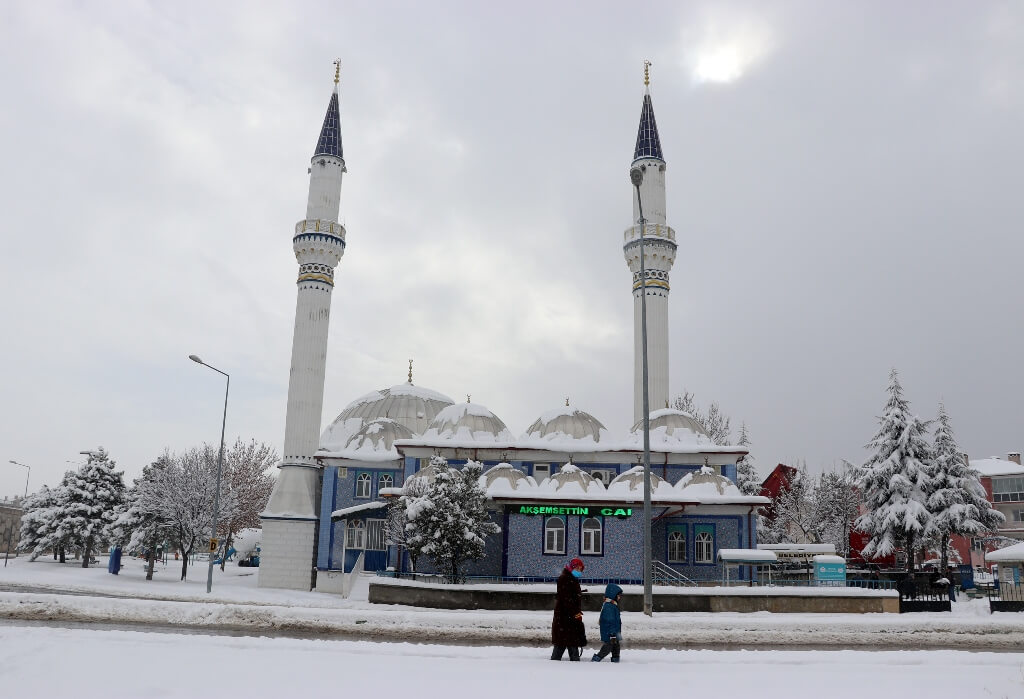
[258, 62, 767, 593]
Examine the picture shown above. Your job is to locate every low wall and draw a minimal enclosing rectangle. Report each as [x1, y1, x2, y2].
[368, 581, 899, 614]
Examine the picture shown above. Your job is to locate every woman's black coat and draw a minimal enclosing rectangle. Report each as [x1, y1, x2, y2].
[551, 567, 587, 647]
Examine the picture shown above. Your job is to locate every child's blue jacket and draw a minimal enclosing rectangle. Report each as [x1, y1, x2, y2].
[598, 583, 622, 642]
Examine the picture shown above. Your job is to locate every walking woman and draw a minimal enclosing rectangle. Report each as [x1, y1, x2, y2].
[551, 557, 587, 660]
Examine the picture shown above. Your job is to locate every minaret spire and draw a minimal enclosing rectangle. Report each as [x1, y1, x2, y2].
[634, 62, 663, 163]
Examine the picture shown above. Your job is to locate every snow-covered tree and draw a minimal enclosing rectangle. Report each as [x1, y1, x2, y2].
[219, 438, 276, 570]
[18, 484, 65, 561]
[735, 422, 760, 495]
[925, 403, 1005, 572]
[761, 464, 818, 544]
[855, 370, 935, 568]
[404, 458, 499, 583]
[386, 474, 429, 572]
[107, 453, 174, 580]
[815, 467, 861, 557]
[671, 391, 733, 445]
[138, 445, 237, 580]
[53, 448, 126, 568]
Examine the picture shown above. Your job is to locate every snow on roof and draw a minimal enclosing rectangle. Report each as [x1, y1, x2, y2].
[521, 406, 608, 445]
[319, 382, 456, 451]
[479, 463, 536, 492]
[971, 457, 1024, 477]
[757, 543, 837, 554]
[317, 418, 414, 461]
[331, 501, 387, 519]
[675, 467, 745, 502]
[420, 402, 514, 444]
[986, 541, 1024, 563]
[813, 555, 847, 564]
[719, 549, 778, 562]
[605, 465, 674, 496]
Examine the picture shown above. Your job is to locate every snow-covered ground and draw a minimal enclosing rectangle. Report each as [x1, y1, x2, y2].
[2, 625, 1022, 699]
[3, 556, 1024, 649]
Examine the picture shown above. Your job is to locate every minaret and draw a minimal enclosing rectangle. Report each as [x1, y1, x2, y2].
[260, 62, 348, 591]
[623, 63, 677, 423]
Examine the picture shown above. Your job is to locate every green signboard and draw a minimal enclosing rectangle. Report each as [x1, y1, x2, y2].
[515, 504, 633, 518]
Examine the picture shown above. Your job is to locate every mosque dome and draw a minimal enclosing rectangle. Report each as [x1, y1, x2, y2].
[421, 401, 514, 443]
[342, 418, 415, 456]
[676, 466, 741, 497]
[523, 404, 608, 444]
[606, 465, 669, 495]
[629, 408, 711, 445]
[539, 464, 605, 495]
[319, 380, 455, 451]
[480, 463, 535, 493]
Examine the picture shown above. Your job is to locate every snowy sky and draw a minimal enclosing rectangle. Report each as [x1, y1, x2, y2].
[1, 1, 1022, 497]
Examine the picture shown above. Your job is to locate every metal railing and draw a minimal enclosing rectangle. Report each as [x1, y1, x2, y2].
[651, 559, 698, 586]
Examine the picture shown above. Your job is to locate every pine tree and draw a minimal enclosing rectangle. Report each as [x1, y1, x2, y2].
[671, 391, 733, 445]
[855, 370, 935, 568]
[925, 403, 1005, 572]
[404, 458, 499, 583]
[735, 422, 761, 495]
[107, 453, 173, 580]
[55, 448, 126, 568]
[18, 485, 62, 561]
[386, 474, 429, 572]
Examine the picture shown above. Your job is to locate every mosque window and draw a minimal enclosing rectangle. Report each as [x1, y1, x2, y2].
[544, 517, 566, 554]
[668, 529, 687, 563]
[695, 530, 714, 564]
[345, 520, 366, 549]
[378, 473, 394, 491]
[355, 473, 372, 499]
[581, 517, 602, 555]
[533, 463, 551, 481]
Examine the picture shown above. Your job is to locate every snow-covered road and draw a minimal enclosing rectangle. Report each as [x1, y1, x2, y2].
[1, 625, 1021, 699]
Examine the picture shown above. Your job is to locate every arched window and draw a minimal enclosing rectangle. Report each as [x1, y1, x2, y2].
[581, 517, 602, 555]
[345, 520, 366, 549]
[378, 473, 394, 491]
[544, 517, 565, 554]
[695, 531, 713, 563]
[355, 473, 372, 499]
[668, 531, 686, 563]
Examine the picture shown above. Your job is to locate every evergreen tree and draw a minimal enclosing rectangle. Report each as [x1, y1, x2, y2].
[855, 370, 935, 568]
[107, 453, 173, 580]
[56, 448, 126, 568]
[386, 474, 429, 572]
[925, 403, 1005, 571]
[735, 422, 761, 495]
[671, 391, 733, 445]
[404, 458, 499, 583]
[18, 484, 62, 561]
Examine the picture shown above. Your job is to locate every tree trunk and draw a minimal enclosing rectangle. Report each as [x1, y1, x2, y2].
[180, 552, 189, 580]
[146, 548, 156, 581]
[82, 538, 92, 569]
[58, 546, 65, 564]
[939, 533, 950, 574]
[906, 532, 916, 571]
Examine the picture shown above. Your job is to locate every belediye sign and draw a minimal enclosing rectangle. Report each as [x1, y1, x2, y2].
[516, 505, 633, 518]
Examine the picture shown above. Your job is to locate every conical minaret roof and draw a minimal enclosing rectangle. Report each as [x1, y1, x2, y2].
[633, 69, 663, 162]
[313, 88, 343, 159]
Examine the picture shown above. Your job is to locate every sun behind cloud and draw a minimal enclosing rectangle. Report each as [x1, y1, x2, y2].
[681, 11, 777, 85]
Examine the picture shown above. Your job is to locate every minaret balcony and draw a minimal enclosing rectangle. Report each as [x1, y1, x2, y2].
[623, 223, 675, 245]
[293, 219, 346, 269]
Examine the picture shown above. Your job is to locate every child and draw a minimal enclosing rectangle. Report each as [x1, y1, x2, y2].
[591, 583, 622, 663]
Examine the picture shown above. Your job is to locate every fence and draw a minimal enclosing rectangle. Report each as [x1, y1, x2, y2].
[987, 583, 1024, 612]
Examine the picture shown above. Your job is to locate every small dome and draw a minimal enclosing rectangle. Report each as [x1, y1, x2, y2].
[540, 464, 605, 494]
[523, 406, 608, 444]
[320, 381, 455, 450]
[676, 466, 740, 497]
[422, 402, 514, 443]
[480, 463, 535, 492]
[607, 465, 667, 494]
[343, 418, 415, 455]
[630, 408, 711, 445]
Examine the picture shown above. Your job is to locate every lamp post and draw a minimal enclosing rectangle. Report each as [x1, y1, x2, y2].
[629, 165, 653, 617]
[6, 460, 30, 564]
[189, 354, 230, 594]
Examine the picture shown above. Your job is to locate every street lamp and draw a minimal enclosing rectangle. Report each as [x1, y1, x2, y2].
[8, 460, 30, 500]
[189, 353, 230, 594]
[6, 460, 30, 563]
[630, 164, 654, 617]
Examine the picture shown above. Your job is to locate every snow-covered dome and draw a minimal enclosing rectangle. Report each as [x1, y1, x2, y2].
[403, 461, 441, 490]
[342, 418, 415, 455]
[676, 466, 741, 497]
[523, 405, 608, 444]
[319, 381, 455, 451]
[480, 463, 535, 492]
[629, 408, 711, 445]
[606, 465, 670, 495]
[539, 464, 606, 495]
[421, 401, 514, 443]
